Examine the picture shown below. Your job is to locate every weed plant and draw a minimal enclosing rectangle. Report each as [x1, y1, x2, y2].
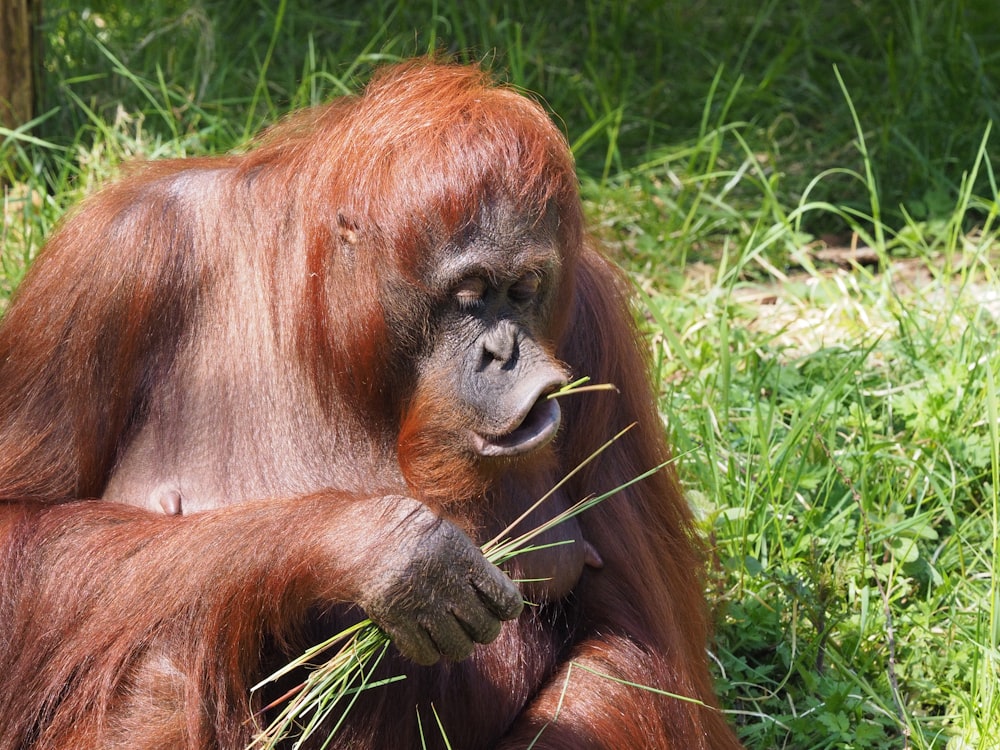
[3, 1, 999, 747]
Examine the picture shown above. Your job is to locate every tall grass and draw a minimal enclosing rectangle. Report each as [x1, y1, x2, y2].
[635, 83, 1000, 747]
[24, 1, 1000, 225]
[3, 1, 1000, 747]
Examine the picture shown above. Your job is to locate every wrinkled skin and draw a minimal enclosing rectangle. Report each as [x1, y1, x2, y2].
[354, 498, 524, 665]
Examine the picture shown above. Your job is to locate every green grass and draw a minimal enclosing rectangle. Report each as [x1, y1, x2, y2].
[3, 2, 1000, 747]
[653, 215, 1000, 747]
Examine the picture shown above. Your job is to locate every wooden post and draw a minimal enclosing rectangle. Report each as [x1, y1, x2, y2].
[0, 0, 39, 129]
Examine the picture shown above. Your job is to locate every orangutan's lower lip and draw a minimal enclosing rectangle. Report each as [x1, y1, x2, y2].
[471, 397, 561, 458]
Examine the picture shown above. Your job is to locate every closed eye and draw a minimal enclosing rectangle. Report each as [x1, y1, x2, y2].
[508, 273, 542, 304]
[454, 277, 488, 309]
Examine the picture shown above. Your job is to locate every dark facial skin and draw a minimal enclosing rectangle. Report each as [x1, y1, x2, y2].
[422, 208, 568, 461]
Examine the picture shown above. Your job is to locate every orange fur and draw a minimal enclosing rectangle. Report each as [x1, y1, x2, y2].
[0, 60, 740, 748]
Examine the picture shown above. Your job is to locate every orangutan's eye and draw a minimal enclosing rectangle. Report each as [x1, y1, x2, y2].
[454, 277, 488, 309]
[508, 273, 542, 304]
